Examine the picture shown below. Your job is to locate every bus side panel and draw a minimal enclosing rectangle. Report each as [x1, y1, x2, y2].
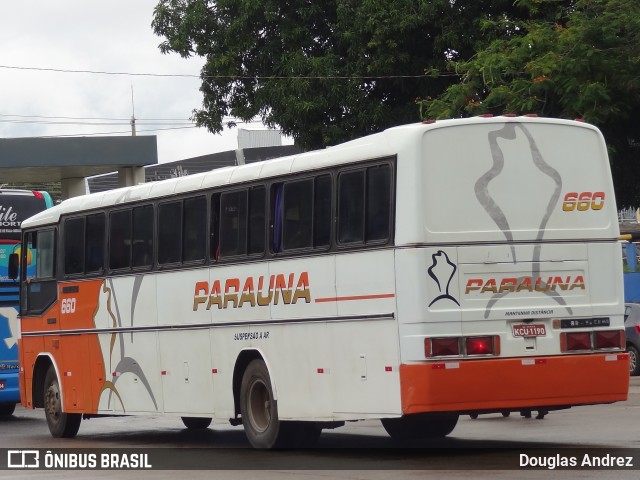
[94, 276, 161, 414]
[329, 318, 401, 417]
[159, 329, 214, 414]
[57, 280, 104, 413]
[264, 256, 336, 419]
[329, 250, 401, 417]
[263, 322, 333, 420]
[19, 336, 45, 409]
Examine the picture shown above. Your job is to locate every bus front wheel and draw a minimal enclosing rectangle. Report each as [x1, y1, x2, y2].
[43, 366, 81, 438]
[381, 413, 459, 441]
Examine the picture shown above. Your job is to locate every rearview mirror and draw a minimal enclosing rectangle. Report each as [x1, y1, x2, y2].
[8, 253, 19, 280]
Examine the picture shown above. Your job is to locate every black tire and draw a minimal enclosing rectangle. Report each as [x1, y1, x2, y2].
[628, 345, 640, 376]
[240, 359, 321, 448]
[181, 417, 212, 429]
[381, 413, 459, 441]
[43, 366, 81, 438]
[240, 359, 282, 448]
[502, 412, 511, 417]
[0, 403, 16, 416]
[469, 413, 479, 419]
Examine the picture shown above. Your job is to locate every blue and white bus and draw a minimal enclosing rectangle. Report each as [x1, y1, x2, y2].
[0, 189, 54, 415]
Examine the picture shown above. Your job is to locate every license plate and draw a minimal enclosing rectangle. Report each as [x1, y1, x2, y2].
[512, 324, 547, 337]
[0, 381, 5, 390]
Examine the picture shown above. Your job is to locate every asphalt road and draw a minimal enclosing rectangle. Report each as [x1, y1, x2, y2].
[0, 377, 639, 479]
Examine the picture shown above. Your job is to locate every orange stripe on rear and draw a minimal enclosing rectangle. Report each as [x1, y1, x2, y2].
[400, 354, 629, 414]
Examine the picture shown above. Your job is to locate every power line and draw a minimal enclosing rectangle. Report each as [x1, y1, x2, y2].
[0, 64, 459, 80]
[3, 120, 265, 138]
[0, 113, 193, 121]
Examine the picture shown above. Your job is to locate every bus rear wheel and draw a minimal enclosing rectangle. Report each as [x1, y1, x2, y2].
[43, 366, 81, 438]
[381, 413, 459, 441]
[240, 359, 321, 448]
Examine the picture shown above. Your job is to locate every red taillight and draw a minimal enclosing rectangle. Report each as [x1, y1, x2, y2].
[466, 336, 494, 355]
[561, 332, 592, 352]
[426, 338, 460, 357]
[635, 323, 640, 335]
[594, 330, 624, 350]
[32, 190, 44, 199]
[425, 335, 500, 358]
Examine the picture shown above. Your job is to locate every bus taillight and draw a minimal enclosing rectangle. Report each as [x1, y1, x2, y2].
[561, 330, 625, 352]
[594, 330, 624, 350]
[466, 336, 494, 356]
[425, 337, 459, 357]
[561, 332, 591, 352]
[425, 335, 500, 358]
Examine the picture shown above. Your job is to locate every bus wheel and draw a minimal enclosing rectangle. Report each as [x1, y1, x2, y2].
[629, 345, 640, 376]
[181, 417, 212, 429]
[0, 403, 16, 416]
[240, 359, 286, 448]
[381, 413, 459, 441]
[240, 359, 282, 448]
[240, 360, 320, 448]
[43, 366, 81, 438]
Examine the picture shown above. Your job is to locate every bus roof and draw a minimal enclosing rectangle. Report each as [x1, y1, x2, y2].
[21, 116, 600, 229]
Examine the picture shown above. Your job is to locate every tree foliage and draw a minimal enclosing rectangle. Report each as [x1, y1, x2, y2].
[152, 0, 524, 149]
[422, 0, 640, 206]
[153, 0, 640, 205]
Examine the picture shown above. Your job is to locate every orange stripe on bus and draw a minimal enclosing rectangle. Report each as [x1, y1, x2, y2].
[314, 293, 395, 303]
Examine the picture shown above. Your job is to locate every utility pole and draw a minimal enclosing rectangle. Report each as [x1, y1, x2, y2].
[130, 83, 137, 136]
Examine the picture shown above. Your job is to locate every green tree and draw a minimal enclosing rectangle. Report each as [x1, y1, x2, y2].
[152, 0, 526, 149]
[422, 0, 640, 206]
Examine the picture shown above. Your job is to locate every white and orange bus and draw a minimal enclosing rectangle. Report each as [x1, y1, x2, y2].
[17, 117, 629, 448]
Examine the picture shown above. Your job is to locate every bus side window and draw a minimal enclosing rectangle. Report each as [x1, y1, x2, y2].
[210, 194, 220, 260]
[158, 201, 182, 265]
[132, 205, 154, 268]
[183, 196, 206, 262]
[366, 164, 391, 242]
[64, 217, 85, 275]
[338, 171, 365, 244]
[313, 174, 331, 248]
[271, 184, 284, 254]
[220, 190, 247, 258]
[248, 186, 266, 255]
[109, 210, 132, 270]
[85, 213, 105, 273]
[283, 180, 313, 250]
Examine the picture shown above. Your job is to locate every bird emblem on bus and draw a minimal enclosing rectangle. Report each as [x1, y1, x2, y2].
[428, 250, 460, 307]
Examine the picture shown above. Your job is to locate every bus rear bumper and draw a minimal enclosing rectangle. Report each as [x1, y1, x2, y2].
[400, 353, 629, 415]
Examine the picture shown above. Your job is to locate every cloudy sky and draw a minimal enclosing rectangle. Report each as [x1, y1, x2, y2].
[0, 1, 288, 164]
